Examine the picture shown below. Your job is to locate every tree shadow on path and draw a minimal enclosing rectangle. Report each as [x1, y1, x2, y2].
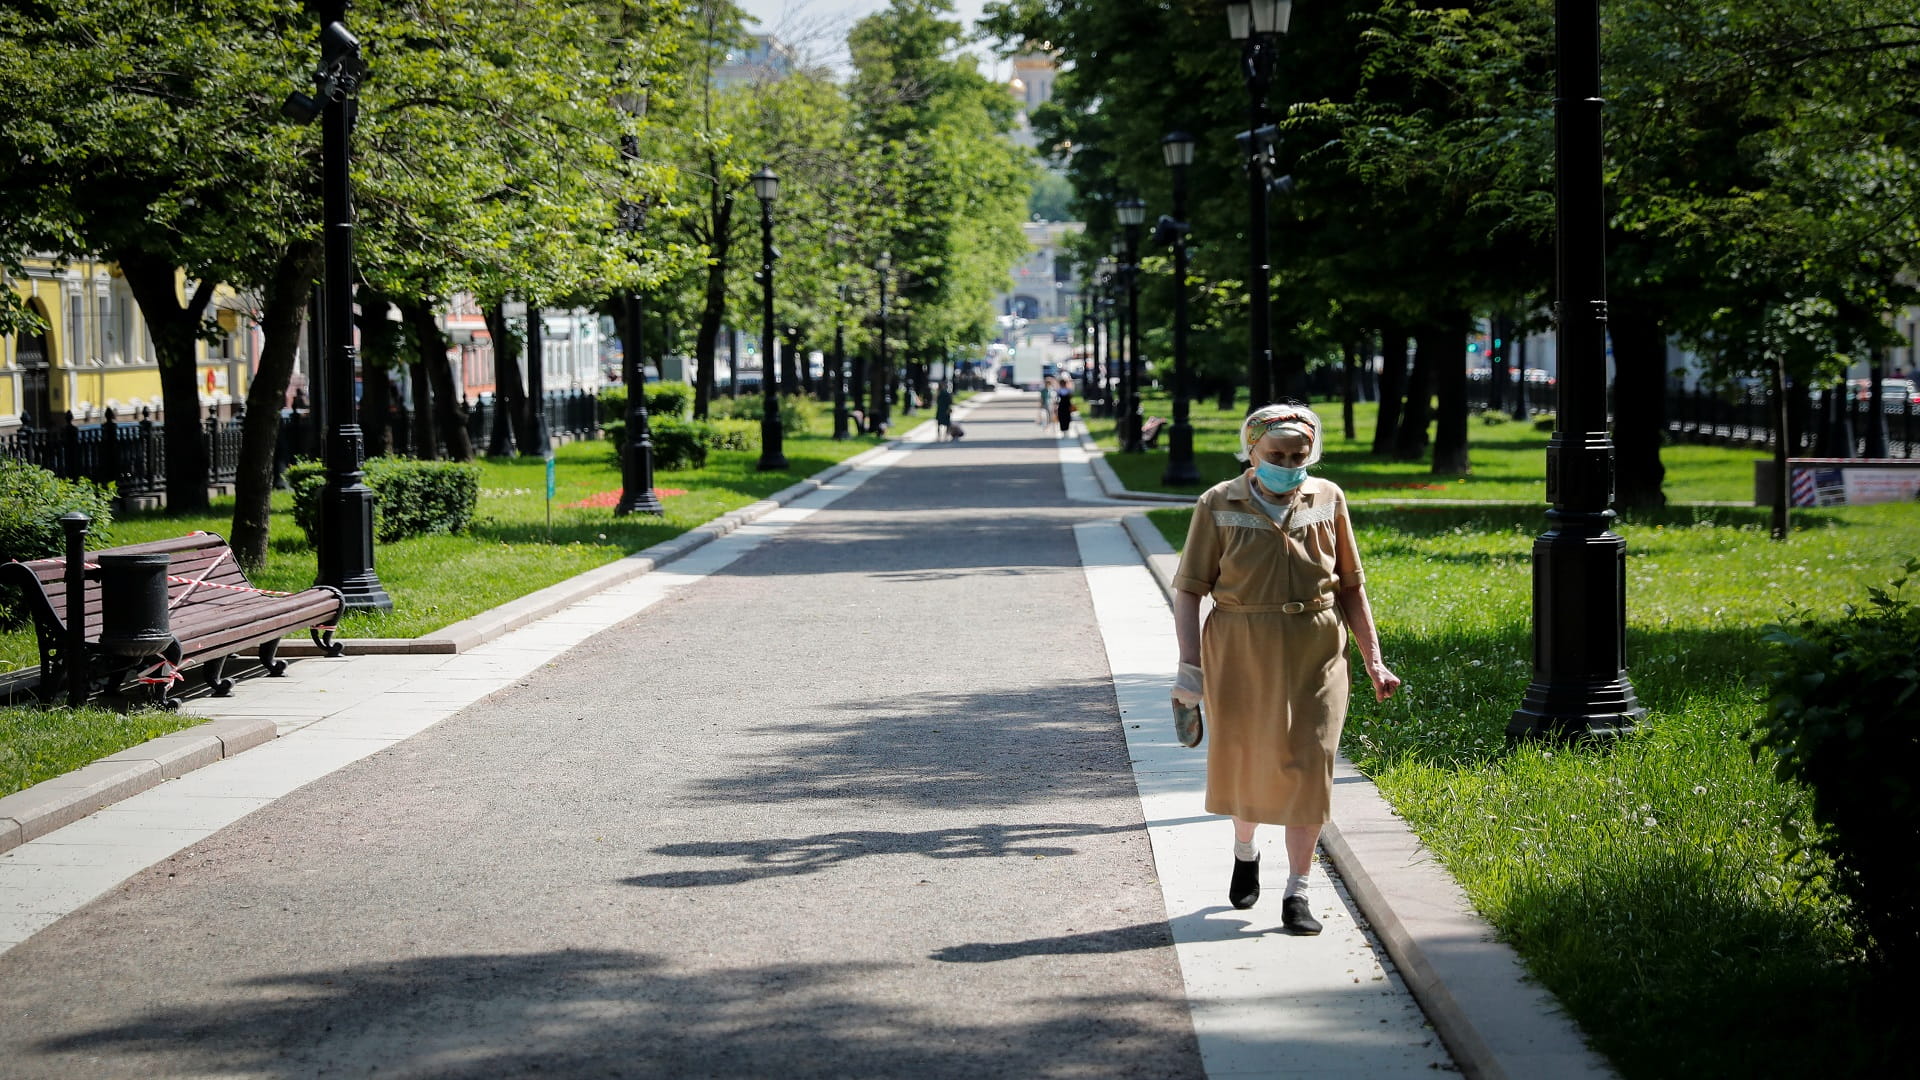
[24, 949, 1201, 1080]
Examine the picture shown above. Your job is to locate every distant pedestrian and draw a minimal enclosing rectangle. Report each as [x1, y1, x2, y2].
[1055, 382, 1074, 436]
[1168, 402, 1401, 934]
[936, 382, 954, 442]
[1039, 376, 1058, 432]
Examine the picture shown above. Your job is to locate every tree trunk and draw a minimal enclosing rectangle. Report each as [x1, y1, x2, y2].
[230, 242, 319, 570]
[405, 301, 472, 461]
[1373, 324, 1408, 456]
[1770, 352, 1790, 539]
[482, 304, 528, 455]
[116, 250, 215, 513]
[693, 195, 733, 419]
[1393, 328, 1434, 461]
[1341, 338, 1359, 441]
[407, 360, 437, 459]
[781, 332, 800, 396]
[1610, 301, 1669, 509]
[1429, 322, 1470, 475]
[359, 366, 392, 457]
[1489, 314, 1510, 414]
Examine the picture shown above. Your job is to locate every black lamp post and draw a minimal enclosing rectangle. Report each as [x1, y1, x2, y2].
[1080, 289, 1096, 404]
[1508, 0, 1643, 743]
[751, 167, 787, 470]
[1161, 130, 1200, 485]
[872, 251, 892, 434]
[1118, 197, 1147, 452]
[614, 143, 662, 516]
[1226, 0, 1290, 409]
[833, 284, 851, 440]
[284, 3, 389, 611]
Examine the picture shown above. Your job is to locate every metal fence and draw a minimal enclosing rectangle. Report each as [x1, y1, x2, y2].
[3, 389, 608, 506]
[1463, 377, 1917, 458]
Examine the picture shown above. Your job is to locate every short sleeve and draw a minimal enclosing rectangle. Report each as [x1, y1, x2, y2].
[1172, 497, 1222, 596]
[1333, 490, 1365, 590]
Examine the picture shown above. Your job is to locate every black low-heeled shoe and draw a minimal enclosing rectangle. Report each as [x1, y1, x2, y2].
[1281, 894, 1322, 935]
[1228, 854, 1260, 910]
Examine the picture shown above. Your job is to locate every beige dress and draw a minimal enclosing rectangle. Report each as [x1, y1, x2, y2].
[1171, 473, 1364, 825]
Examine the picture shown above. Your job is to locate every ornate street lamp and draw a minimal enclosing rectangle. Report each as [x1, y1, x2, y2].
[833, 283, 851, 440]
[614, 137, 662, 516]
[1226, 0, 1292, 409]
[751, 167, 787, 470]
[872, 251, 892, 434]
[284, 3, 389, 610]
[1117, 197, 1147, 453]
[1508, 0, 1642, 743]
[1161, 131, 1200, 485]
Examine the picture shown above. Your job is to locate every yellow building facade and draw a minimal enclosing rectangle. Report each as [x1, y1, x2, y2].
[2, 254, 254, 431]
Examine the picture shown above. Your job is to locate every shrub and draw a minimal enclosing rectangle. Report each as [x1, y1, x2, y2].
[1755, 556, 1920, 972]
[599, 381, 694, 425]
[0, 459, 115, 627]
[287, 457, 482, 545]
[708, 393, 820, 436]
[0, 458, 115, 562]
[603, 416, 758, 458]
[647, 418, 708, 470]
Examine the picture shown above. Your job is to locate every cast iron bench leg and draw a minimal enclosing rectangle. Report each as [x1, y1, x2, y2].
[259, 638, 289, 677]
[310, 626, 345, 658]
[204, 654, 235, 697]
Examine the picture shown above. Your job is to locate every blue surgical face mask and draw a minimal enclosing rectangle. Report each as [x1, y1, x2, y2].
[1254, 460, 1308, 494]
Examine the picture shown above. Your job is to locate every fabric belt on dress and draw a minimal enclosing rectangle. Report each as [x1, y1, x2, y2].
[1213, 597, 1336, 615]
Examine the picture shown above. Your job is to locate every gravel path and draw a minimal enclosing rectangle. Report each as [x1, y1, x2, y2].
[0, 397, 1203, 1078]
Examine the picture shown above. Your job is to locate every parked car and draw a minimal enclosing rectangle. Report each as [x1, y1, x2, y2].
[1847, 377, 1919, 410]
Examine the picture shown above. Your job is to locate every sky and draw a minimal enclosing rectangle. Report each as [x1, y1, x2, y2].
[732, 0, 1003, 78]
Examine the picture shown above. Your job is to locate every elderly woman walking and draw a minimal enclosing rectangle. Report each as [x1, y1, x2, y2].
[1169, 402, 1400, 933]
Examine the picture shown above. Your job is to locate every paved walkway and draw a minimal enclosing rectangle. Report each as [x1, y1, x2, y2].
[0, 395, 1451, 1078]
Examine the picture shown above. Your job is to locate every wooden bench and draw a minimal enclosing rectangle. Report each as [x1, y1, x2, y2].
[1, 529, 344, 708]
[1140, 416, 1170, 449]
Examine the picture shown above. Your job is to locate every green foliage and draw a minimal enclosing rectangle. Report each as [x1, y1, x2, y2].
[599, 382, 695, 425]
[706, 393, 822, 437]
[0, 459, 116, 563]
[1756, 558, 1920, 971]
[0, 459, 117, 629]
[286, 458, 481, 545]
[643, 418, 709, 471]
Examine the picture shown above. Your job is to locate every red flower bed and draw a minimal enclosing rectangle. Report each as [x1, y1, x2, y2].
[565, 488, 687, 509]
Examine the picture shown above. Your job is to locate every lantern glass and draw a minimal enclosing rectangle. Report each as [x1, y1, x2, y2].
[1252, 0, 1291, 34]
[751, 167, 779, 202]
[1116, 197, 1146, 227]
[1161, 131, 1196, 168]
[1225, 2, 1251, 39]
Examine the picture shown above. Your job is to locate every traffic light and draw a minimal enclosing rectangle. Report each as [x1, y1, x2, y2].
[1467, 342, 1480, 353]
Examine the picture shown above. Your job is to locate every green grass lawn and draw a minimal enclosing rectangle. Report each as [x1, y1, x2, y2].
[0, 705, 205, 797]
[2, 428, 901, 672]
[1092, 393, 1763, 504]
[1148, 499, 1920, 1079]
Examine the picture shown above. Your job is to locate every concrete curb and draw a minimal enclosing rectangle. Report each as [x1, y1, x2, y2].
[1076, 428, 1198, 504]
[1114, 511, 1616, 1080]
[0, 717, 275, 856]
[0, 430, 948, 859]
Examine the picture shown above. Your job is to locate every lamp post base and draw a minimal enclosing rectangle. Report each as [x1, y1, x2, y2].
[1508, 680, 1644, 743]
[757, 418, 788, 471]
[615, 437, 664, 516]
[318, 483, 392, 613]
[1508, 518, 1641, 743]
[1162, 423, 1201, 485]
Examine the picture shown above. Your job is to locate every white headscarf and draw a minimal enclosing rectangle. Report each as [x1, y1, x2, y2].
[1236, 402, 1325, 466]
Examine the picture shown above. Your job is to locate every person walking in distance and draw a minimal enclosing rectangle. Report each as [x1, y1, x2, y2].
[1168, 402, 1401, 933]
[1039, 375, 1058, 433]
[1055, 379, 1075, 437]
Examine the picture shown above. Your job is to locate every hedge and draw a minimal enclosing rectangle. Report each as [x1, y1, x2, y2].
[287, 458, 482, 545]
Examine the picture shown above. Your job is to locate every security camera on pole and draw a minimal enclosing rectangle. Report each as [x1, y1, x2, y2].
[282, 1, 389, 611]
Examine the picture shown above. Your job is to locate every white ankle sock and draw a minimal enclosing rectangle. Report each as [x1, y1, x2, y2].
[1284, 873, 1309, 898]
[1233, 839, 1257, 862]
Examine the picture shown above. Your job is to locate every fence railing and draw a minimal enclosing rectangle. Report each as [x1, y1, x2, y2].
[3, 389, 608, 505]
